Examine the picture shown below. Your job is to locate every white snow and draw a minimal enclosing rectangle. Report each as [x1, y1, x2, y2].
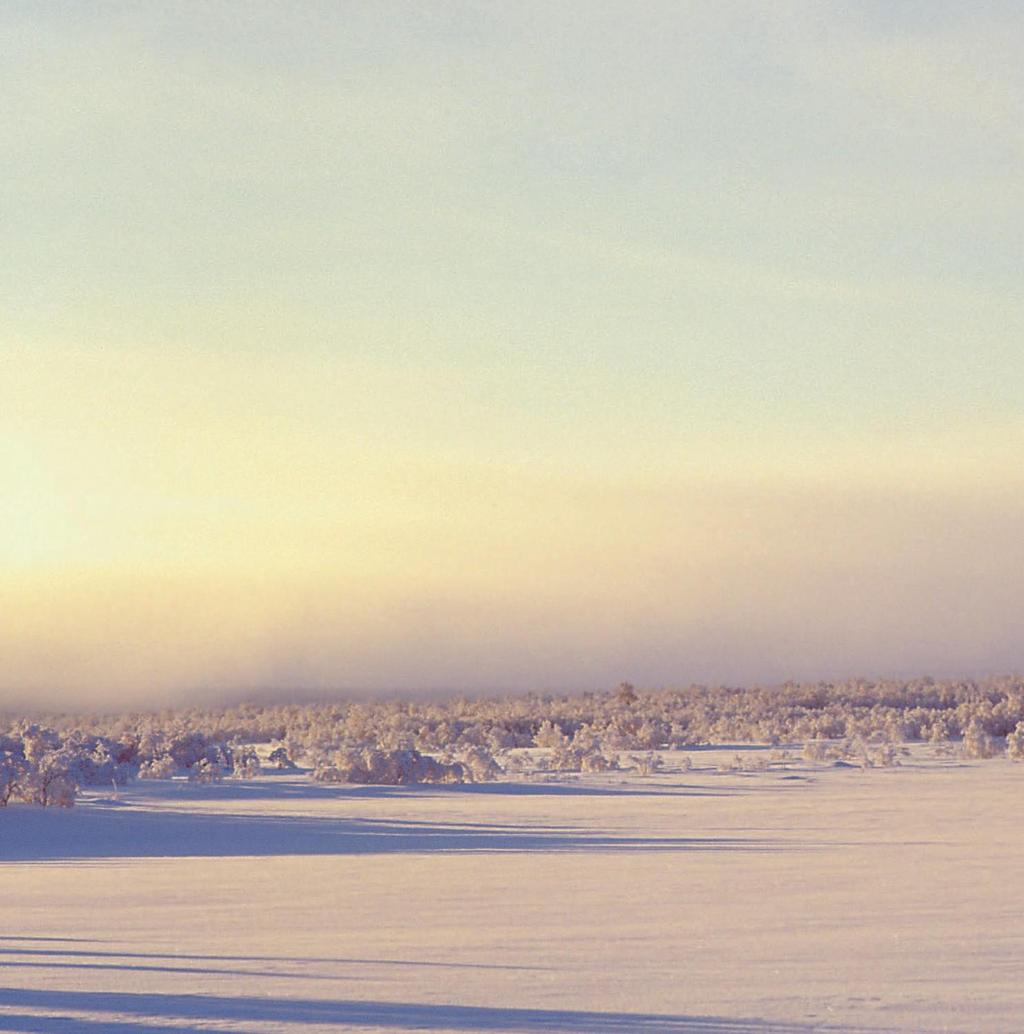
[2, 747, 1021, 1033]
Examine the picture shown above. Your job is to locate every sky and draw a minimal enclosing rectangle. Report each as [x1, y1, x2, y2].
[2, 1, 1023, 707]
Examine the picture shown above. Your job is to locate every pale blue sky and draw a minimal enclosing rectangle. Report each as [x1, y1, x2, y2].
[2, 2, 1022, 703]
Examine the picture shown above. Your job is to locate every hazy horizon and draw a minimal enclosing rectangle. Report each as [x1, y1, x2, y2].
[3, 2, 1023, 709]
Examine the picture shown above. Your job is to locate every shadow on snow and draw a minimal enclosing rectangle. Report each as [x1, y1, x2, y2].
[0, 946, 541, 973]
[83, 777, 766, 804]
[0, 988, 888, 1033]
[0, 799, 793, 862]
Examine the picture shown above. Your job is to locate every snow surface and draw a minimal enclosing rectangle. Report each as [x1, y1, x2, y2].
[1, 747, 1021, 1033]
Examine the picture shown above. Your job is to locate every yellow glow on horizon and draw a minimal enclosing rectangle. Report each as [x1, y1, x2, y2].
[4, 341, 1023, 703]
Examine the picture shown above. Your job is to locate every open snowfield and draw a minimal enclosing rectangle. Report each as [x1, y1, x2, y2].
[1, 748, 1021, 1034]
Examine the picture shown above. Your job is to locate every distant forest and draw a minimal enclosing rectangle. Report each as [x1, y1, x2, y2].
[3, 677, 1024, 806]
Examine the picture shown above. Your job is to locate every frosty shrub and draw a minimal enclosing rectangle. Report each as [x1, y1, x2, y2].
[23, 747, 82, 807]
[802, 739, 834, 764]
[1006, 721, 1024, 761]
[498, 750, 532, 774]
[0, 737, 29, 806]
[631, 752, 664, 776]
[864, 742, 902, 768]
[138, 755, 177, 780]
[547, 744, 618, 773]
[456, 746, 504, 782]
[533, 720, 569, 749]
[614, 681, 636, 705]
[961, 719, 999, 760]
[229, 744, 261, 779]
[313, 748, 466, 785]
[188, 758, 225, 783]
[267, 745, 297, 770]
[21, 725, 61, 765]
[5, 673, 1024, 797]
[0, 728, 143, 806]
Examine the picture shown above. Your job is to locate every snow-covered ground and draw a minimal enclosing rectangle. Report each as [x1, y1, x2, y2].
[1, 747, 1021, 1033]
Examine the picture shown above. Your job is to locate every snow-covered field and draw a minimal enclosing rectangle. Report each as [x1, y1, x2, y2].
[2, 747, 1021, 1033]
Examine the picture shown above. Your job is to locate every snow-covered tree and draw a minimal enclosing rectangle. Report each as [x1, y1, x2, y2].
[1006, 721, 1024, 761]
[0, 736, 29, 806]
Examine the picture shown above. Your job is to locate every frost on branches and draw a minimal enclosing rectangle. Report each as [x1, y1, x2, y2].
[312, 748, 468, 785]
[2, 675, 1023, 803]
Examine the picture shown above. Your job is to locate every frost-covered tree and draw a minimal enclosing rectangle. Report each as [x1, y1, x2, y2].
[313, 747, 466, 785]
[0, 737, 29, 806]
[139, 755, 177, 780]
[455, 746, 504, 782]
[229, 744, 261, 779]
[961, 719, 999, 759]
[631, 752, 664, 776]
[24, 747, 82, 807]
[267, 745, 297, 770]
[5, 672, 1024, 795]
[1006, 721, 1024, 761]
[188, 757, 225, 783]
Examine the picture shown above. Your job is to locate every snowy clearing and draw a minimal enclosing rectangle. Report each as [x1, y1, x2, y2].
[2, 747, 1021, 1033]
